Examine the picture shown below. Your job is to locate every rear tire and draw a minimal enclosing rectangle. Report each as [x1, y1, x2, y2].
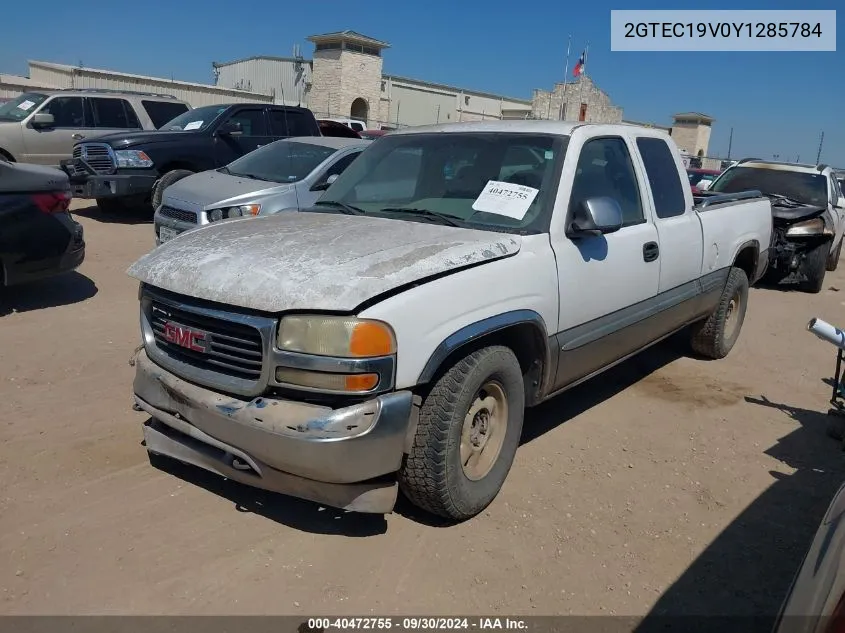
[827, 238, 842, 272]
[151, 169, 193, 211]
[690, 267, 749, 360]
[799, 242, 829, 293]
[399, 345, 525, 521]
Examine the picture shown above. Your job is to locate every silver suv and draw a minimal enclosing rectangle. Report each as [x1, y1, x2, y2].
[0, 89, 191, 166]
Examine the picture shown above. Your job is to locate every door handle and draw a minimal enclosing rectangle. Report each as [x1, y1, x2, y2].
[643, 241, 659, 262]
[72, 133, 85, 140]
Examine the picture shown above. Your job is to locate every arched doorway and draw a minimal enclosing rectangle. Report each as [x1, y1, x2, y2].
[350, 98, 368, 123]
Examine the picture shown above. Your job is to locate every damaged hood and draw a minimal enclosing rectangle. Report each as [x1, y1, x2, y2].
[127, 212, 521, 312]
[770, 201, 827, 223]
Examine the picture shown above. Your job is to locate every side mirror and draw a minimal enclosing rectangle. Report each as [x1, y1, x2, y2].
[217, 121, 243, 136]
[567, 196, 623, 237]
[31, 112, 55, 128]
[311, 173, 339, 192]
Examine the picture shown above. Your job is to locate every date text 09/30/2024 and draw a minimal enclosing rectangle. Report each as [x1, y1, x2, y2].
[306, 617, 529, 631]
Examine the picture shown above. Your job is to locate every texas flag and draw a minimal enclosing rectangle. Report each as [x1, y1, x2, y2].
[573, 51, 585, 77]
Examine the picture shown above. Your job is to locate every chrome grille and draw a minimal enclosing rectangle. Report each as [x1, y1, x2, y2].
[73, 143, 115, 175]
[159, 205, 197, 224]
[150, 300, 264, 381]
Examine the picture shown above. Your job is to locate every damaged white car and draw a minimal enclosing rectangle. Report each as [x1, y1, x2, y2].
[127, 121, 772, 521]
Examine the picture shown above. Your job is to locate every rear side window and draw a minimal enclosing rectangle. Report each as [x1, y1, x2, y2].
[90, 98, 141, 129]
[269, 110, 317, 137]
[141, 100, 190, 129]
[349, 121, 364, 132]
[40, 96, 86, 127]
[636, 137, 687, 218]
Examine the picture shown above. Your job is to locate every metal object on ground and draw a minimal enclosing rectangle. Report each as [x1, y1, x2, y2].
[807, 318, 845, 422]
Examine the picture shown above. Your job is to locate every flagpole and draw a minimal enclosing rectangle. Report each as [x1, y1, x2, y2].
[557, 34, 572, 120]
[578, 41, 589, 113]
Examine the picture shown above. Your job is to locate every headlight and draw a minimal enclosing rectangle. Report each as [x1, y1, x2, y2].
[206, 204, 261, 222]
[277, 315, 396, 358]
[786, 218, 825, 237]
[113, 150, 153, 168]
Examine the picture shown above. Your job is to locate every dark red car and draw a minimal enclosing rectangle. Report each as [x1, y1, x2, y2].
[360, 129, 388, 140]
[687, 168, 721, 194]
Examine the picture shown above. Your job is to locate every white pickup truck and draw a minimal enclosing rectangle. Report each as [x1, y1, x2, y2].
[127, 121, 772, 521]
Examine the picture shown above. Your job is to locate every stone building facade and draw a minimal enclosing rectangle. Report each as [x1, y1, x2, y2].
[531, 76, 623, 123]
[668, 112, 714, 157]
[306, 31, 389, 124]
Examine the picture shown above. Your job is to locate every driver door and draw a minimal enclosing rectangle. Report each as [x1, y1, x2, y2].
[22, 96, 99, 165]
[830, 176, 845, 246]
[548, 132, 660, 390]
[213, 108, 273, 166]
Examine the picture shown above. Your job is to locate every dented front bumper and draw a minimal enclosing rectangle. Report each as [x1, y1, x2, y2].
[133, 349, 414, 513]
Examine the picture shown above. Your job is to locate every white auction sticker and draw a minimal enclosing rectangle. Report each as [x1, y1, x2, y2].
[17, 100, 35, 111]
[471, 180, 539, 220]
[183, 121, 203, 130]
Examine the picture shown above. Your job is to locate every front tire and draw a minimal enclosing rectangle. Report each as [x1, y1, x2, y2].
[799, 242, 829, 293]
[827, 238, 842, 272]
[399, 345, 525, 521]
[151, 169, 193, 211]
[690, 267, 749, 360]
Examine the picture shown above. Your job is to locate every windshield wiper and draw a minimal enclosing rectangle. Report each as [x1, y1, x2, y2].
[312, 200, 367, 215]
[378, 207, 464, 227]
[766, 193, 806, 207]
[230, 172, 276, 182]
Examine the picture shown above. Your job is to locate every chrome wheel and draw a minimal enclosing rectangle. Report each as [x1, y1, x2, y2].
[460, 381, 508, 481]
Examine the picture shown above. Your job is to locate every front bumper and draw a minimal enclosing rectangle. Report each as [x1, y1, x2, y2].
[769, 228, 831, 272]
[65, 169, 157, 200]
[153, 209, 199, 246]
[133, 349, 414, 513]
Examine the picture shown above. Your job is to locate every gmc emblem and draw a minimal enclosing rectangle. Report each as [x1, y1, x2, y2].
[163, 321, 209, 353]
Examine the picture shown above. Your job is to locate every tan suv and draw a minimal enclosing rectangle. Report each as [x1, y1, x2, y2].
[0, 89, 191, 166]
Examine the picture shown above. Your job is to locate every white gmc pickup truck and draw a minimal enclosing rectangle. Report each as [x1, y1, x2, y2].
[127, 121, 772, 521]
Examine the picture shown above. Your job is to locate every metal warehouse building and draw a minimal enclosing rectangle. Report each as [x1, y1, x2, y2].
[1, 60, 273, 107]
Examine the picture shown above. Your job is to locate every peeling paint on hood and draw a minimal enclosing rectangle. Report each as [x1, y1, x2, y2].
[127, 212, 521, 312]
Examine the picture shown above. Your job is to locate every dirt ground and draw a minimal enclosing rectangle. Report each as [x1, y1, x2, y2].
[2, 200, 845, 621]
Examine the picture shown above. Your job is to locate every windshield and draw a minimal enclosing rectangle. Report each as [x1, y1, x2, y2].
[709, 166, 828, 206]
[313, 132, 565, 234]
[225, 140, 337, 183]
[0, 93, 49, 122]
[160, 105, 227, 131]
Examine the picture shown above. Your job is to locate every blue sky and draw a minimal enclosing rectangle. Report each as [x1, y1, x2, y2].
[1, 0, 842, 164]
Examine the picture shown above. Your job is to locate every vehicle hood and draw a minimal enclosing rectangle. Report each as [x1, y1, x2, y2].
[83, 130, 200, 148]
[164, 169, 293, 210]
[769, 200, 826, 223]
[127, 212, 521, 312]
